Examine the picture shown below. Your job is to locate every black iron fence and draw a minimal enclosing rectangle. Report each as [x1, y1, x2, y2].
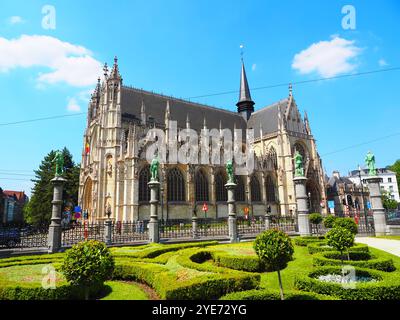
[197, 218, 229, 238]
[386, 210, 400, 225]
[270, 216, 298, 233]
[62, 222, 105, 247]
[0, 223, 49, 249]
[112, 221, 149, 243]
[237, 216, 265, 235]
[159, 219, 192, 239]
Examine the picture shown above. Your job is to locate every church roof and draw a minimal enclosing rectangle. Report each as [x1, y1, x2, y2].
[120, 86, 247, 132]
[247, 98, 289, 138]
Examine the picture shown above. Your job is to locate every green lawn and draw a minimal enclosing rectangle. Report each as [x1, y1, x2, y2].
[376, 235, 400, 241]
[100, 281, 149, 300]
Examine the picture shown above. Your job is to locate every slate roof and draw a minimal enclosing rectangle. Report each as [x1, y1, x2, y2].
[120, 86, 247, 132]
[247, 98, 289, 138]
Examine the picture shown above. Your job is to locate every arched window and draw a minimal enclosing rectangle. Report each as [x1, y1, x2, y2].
[293, 143, 306, 159]
[195, 170, 209, 202]
[215, 171, 227, 202]
[138, 166, 151, 202]
[235, 176, 246, 202]
[250, 176, 261, 202]
[266, 175, 276, 202]
[167, 167, 185, 202]
[268, 147, 278, 170]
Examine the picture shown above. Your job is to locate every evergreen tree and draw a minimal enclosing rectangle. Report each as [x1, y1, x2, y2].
[24, 147, 80, 225]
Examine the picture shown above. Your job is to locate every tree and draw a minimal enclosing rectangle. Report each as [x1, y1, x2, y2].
[333, 217, 358, 235]
[326, 226, 355, 263]
[61, 240, 115, 300]
[253, 229, 294, 300]
[381, 190, 398, 210]
[323, 215, 337, 229]
[387, 159, 400, 192]
[309, 213, 323, 234]
[23, 147, 80, 225]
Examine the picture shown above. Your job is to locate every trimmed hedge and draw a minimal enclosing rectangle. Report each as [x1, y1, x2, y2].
[307, 241, 369, 255]
[112, 257, 260, 300]
[294, 266, 400, 300]
[313, 251, 395, 272]
[220, 288, 339, 300]
[212, 251, 265, 272]
[293, 236, 325, 247]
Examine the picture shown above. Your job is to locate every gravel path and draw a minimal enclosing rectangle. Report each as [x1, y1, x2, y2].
[355, 237, 400, 257]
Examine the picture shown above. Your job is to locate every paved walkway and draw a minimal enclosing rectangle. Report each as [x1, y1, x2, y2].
[355, 237, 400, 257]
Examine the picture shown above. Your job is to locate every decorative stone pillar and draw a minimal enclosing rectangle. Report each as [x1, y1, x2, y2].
[293, 176, 311, 236]
[148, 180, 160, 243]
[225, 182, 238, 243]
[104, 219, 112, 245]
[192, 213, 198, 239]
[265, 212, 271, 230]
[48, 176, 67, 253]
[365, 176, 386, 236]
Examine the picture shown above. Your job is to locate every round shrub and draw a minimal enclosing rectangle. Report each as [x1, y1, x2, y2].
[61, 240, 115, 299]
[254, 229, 294, 272]
[254, 229, 294, 300]
[309, 213, 323, 225]
[307, 241, 369, 255]
[333, 217, 358, 235]
[326, 227, 355, 258]
[313, 251, 396, 272]
[323, 215, 337, 229]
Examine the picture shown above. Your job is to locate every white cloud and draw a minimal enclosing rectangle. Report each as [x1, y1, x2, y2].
[378, 59, 388, 67]
[8, 16, 25, 25]
[0, 34, 102, 87]
[251, 63, 256, 71]
[67, 97, 81, 112]
[292, 36, 362, 77]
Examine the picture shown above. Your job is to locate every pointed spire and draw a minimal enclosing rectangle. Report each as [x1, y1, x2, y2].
[203, 116, 207, 129]
[184, 114, 189, 129]
[289, 83, 293, 97]
[259, 122, 263, 139]
[140, 99, 146, 125]
[165, 100, 170, 126]
[236, 60, 255, 121]
[109, 56, 121, 79]
[304, 110, 311, 134]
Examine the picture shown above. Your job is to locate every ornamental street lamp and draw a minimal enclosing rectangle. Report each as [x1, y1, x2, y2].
[160, 186, 164, 223]
[358, 164, 369, 231]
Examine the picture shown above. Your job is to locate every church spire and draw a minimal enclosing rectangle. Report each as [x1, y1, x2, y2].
[109, 56, 121, 80]
[236, 59, 255, 121]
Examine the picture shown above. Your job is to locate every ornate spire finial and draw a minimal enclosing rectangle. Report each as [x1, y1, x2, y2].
[289, 83, 293, 96]
[240, 44, 244, 62]
[103, 62, 108, 78]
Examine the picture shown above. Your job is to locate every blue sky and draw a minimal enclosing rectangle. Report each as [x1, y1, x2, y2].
[0, 0, 399, 196]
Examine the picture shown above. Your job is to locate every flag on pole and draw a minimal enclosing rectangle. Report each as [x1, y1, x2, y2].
[85, 142, 90, 154]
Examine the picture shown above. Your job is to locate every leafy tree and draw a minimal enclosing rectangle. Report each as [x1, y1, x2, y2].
[309, 213, 323, 234]
[333, 217, 358, 235]
[323, 215, 337, 229]
[61, 240, 115, 300]
[387, 159, 400, 192]
[253, 229, 294, 300]
[326, 226, 355, 263]
[23, 147, 80, 225]
[381, 190, 398, 210]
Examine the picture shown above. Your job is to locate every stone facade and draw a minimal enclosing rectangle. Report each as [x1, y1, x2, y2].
[78, 57, 327, 221]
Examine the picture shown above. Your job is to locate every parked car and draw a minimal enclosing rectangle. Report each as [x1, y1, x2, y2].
[0, 228, 21, 248]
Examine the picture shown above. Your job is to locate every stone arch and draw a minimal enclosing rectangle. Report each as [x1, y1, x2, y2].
[167, 167, 186, 202]
[215, 170, 227, 202]
[306, 179, 321, 213]
[195, 168, 209, 202]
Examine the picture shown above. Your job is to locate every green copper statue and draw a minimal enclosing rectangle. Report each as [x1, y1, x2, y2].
[53, 150, 64, 176]
[150, 156, 159, 181]
[294, 151, 304, 177]
[226, 159, 234, 183]
[365, 151, 377, 176]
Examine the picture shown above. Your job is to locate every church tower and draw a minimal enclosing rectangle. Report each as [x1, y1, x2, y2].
[236, 60, 255, 121]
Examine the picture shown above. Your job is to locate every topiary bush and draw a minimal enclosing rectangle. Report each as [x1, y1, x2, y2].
[61, 240, 115, 300]
[333, 217, 358, 235]
[254, 229, 294, 300]
[323, 215, 337, 229]
[326, 227, 355, 263]
[309, 213, 323, 225]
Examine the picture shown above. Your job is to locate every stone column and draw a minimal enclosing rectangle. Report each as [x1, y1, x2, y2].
[104, 219, 112, 245]
[192, 213, 198, 239]
[148, 180, 160, 243]
[293, 176, 311, 236]
[225, 182, 238, 243]
[265, 212, 271, 230]
[48, 176, 67, 253]
[365, 176, 386, 236]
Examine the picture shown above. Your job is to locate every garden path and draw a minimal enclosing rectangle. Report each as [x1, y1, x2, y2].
[355, 237, 400, 257]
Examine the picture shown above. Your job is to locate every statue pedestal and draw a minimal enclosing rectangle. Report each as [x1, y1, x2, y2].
[48, 176, 67, 253]
[365, 176, 387, 236]
[225, 182, 238, 243]
[104, 219, 113, 245]
[293, 176, 311, 236]
[148, 180, 160, 243]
